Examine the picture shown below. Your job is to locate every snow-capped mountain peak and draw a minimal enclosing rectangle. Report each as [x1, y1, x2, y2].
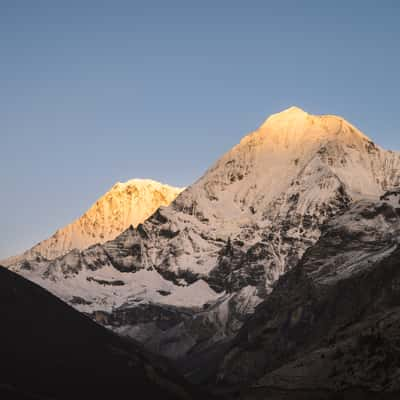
[258, 106, 368, 146]
[260, 104, 308, 125]
[178, 108, 396, 224]
[3, 178, 184, 265]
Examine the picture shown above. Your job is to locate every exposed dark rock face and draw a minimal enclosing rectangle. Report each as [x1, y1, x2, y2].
[86, 276, 125, 286]
[70, 295, 92, 305]
[211, 199, 400, 398]
[91, 303, 193, 330]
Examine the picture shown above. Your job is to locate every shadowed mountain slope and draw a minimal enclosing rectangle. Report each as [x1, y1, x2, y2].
[211, 192, 400, 399]
[0, 266, 215, 400]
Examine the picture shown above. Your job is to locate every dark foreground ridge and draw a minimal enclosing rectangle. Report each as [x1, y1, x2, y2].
[0, 266, 215, 400]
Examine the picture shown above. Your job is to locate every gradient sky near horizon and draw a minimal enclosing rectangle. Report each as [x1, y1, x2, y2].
[1, 0, 399, 259]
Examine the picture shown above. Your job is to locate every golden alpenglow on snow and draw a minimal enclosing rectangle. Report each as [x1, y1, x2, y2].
[3, 179, 183, 265]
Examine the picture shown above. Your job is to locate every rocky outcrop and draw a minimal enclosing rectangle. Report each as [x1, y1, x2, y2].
[212, 195, 400, 397]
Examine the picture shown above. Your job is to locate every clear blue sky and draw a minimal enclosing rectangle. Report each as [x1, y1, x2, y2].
[1, 0, 399, 259]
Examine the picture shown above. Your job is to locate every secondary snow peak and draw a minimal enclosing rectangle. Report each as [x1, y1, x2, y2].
[3, 178, 184, 265]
